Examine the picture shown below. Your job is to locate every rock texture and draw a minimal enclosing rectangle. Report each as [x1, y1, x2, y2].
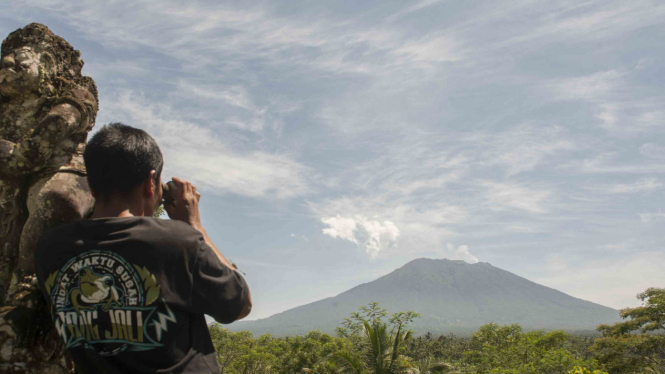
[0, 23, 98, 373]
[229, 258, 620, 336]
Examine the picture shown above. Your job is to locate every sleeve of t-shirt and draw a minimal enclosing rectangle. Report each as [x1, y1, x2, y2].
[188, 239, 249, 324]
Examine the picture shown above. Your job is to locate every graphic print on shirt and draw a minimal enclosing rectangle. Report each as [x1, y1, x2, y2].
[44, 250, 177, 356]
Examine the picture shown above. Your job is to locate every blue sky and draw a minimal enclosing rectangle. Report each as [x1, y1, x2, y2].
[3, 0, 665, 320]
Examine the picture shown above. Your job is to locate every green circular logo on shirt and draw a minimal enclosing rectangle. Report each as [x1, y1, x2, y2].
[45, 250, 176, 356]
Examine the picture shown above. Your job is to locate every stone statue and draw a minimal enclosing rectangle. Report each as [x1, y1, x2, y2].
[0, 23, 98, 372]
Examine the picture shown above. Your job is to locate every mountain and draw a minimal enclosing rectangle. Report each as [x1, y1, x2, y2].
[228, 258, 620, 336]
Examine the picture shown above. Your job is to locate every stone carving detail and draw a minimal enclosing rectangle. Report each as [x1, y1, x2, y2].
[0, 23, 98, 372]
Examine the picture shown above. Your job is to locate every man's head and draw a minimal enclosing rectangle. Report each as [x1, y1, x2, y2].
[84, 123, 164, 216]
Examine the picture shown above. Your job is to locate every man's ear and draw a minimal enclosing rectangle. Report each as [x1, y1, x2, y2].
[143, 170, 157, 197]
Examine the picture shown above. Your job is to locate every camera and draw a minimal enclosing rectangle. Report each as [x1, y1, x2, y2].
[161, 181, 177, 206]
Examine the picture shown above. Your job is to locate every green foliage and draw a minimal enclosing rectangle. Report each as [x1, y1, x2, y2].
[591, 287, 665, 374]
[282, 331, 353, 374]
[404, 357, 452, 374]
[209, 325, 350, 374]
[153, 205, 165, 218]
[331, 303, 420, 374]
[209, 290, 665, 374]
[330, 350, 366, 374]
[462, 323, 601, 374]
[209, 328, 281, 374]
[567, 367, 608, 374]
[405, 332, 470, 365]
[336, 302, 420, 339]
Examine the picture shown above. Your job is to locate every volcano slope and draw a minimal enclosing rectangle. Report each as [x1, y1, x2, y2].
[229, 258, 620, 336]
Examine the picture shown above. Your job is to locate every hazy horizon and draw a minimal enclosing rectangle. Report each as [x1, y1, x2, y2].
[3, 0, 664, 320]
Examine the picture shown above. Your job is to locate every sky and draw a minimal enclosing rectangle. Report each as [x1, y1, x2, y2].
[2, 0, 665, 320]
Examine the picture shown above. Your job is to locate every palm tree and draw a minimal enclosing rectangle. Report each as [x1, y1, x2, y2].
[404, 357, 452, 374]
[331, 320, 412, 374]
[329, 351, 366, 374]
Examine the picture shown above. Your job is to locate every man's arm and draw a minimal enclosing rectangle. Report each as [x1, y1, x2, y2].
[197, 226, 252, 320]
[164, 176, 252, 321]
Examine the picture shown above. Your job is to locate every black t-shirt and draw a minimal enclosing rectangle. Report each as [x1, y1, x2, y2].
[34, 217, 249, 373]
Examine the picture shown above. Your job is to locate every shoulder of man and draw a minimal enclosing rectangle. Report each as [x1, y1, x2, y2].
[35, 220, 79, 257]
[137, 217, 205, 245]
[34, 221, 80, 290]
[36, 218, 205, 261]
[41, 219, 79, 239]
[128, 218, 214, 264]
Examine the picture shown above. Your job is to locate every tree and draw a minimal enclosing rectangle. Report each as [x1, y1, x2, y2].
[210, 327, 250, 373]
[463, 323, 601, 374]
[567, 367, 608, 374]
[330, 302, 421, 374]
[336, 302, 419, 339]
[210, 326, 350, 374]
[209, 326, 284, 374]
[332, 320, 412, 374]
[404, 356, 452, 374]
[592, 287, 665, 374]
[279, 331, 351, 374]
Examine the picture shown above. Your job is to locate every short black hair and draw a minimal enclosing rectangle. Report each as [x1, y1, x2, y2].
[84, 123, 163, 199]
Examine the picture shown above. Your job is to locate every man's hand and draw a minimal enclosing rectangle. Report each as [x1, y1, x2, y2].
[164, 177, 203, 231]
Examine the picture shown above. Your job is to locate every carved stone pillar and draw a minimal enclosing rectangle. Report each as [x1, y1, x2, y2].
[0, 23, 98, 373]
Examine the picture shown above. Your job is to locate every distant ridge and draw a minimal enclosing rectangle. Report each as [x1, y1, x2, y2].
[229, 258, 620, 336]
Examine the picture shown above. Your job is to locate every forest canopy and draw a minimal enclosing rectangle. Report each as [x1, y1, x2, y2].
[208, 288, 665, 374]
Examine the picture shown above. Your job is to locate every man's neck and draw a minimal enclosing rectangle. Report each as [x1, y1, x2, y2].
[89, 197, 146, 219]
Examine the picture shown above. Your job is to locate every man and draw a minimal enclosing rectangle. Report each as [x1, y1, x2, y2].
[35, 123, 251, 373]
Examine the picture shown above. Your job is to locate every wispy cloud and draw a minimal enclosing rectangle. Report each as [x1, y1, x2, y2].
[549, 70, 623, 102]
[290, 233, 309, 242]
[175, 80, 301, 134]
[177, 81, 255, 110]
[638, 212, 665, 224]
[385, 0, 444, 22]
[593, 99, 665, 135]
[16, 0, 465, 79]
[610, 178, 662, 194]
[494, 1, 665, 47]
[106, 91, 311, 199]
[483, 182, 551, 214]
[535, 252, 665, 309]
[470, 125, 575, 176]
[640, 143, 665, 159]
[573, 153, 665, 174]
[391, 34, 460, 66]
